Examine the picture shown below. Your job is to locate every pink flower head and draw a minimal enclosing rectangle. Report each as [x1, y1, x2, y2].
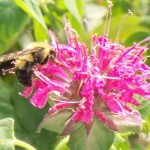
[20, 22, 150, 130]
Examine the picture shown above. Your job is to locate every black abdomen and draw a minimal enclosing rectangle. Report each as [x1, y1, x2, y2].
[15, 61, 33, 86]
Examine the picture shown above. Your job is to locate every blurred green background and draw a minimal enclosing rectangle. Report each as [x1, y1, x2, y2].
[0, 0, 150, 150]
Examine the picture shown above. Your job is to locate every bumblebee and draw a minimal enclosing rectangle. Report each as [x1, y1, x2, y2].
[0, 42, 56, 87]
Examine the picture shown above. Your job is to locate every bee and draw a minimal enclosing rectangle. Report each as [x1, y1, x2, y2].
[0, 42, 56, 87]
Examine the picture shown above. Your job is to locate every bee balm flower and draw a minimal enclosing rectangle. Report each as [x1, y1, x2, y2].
[19, 20, 150, 132]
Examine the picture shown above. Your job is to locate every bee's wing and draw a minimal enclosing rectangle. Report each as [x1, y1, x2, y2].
[0, 47, 43, 62]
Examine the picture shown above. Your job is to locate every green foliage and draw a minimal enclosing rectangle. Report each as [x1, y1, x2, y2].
[54, 136, 69, 150]
[14, 0, 49, 41]
[134, 95, 150, 119]
[125, 31, 150, 46]
[0, 77, 59, 150]
[142, 121, 150, 136]
[0, 118, 15, 150]
[0, 0, 29, 54]
[0, 118, 37, 150]
[68, 119, 114, 150]
[64, 0, 84, 34]
[107, 112, 142, 133]
[38, 110, 72, 133]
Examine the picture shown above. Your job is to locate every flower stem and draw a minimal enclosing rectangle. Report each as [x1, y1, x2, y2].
[14, 139, 36, 150]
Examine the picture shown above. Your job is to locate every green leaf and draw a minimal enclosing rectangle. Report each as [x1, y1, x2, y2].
[107, 110, 142, 133]
[69, 15, 84, 35]
[113, 0, 133, 15]
[38, 110, 73, 133]
[92, 15, 148, 45]
[142, 121, 150, 136]
[68, 119, 115, 150]
[0, 0, 29, 54]
[111, 16, 148, 43]
[139, 100, 150, 119]
[84, 2, 106, 32]
[0, 118, 14, 139]
[0, 79, 15, 119]
[114, 133, 125, 143]
[87, 119, 115, 150]
[63, 0, 84, 35]
[134, 95, 150, 119]
[141, 16, 150, 28]
[68, 123, 87, 150]
[113, 136, 131, 150]
[33, 19, 48, 41]
[0, 77, 59, 150]
[14, 0, 49, 41]
[64, 0, 83, 24]
[0, 118, 15, 150]
[54, 136, 69, 150]
[0, 118, 37, 150]
[0, 142, 14, 150]
[125, 31, 150, 46]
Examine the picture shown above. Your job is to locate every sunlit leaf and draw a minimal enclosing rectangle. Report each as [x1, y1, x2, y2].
[14, 0, 49, 41]
[142, 121, 150, 136]
[84, 2, 107, 32]
[0, 118, 15, 150]
[54, 136, 69, 150]
[64, 0, 84, 35]
[125, 31, 150, 46]
[0, 0, 29, 54]
[33, 19, 49, 41]
[94, 15, 148, 43]
[134, 95, 150, 119]
[64, 0, 83, 24]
